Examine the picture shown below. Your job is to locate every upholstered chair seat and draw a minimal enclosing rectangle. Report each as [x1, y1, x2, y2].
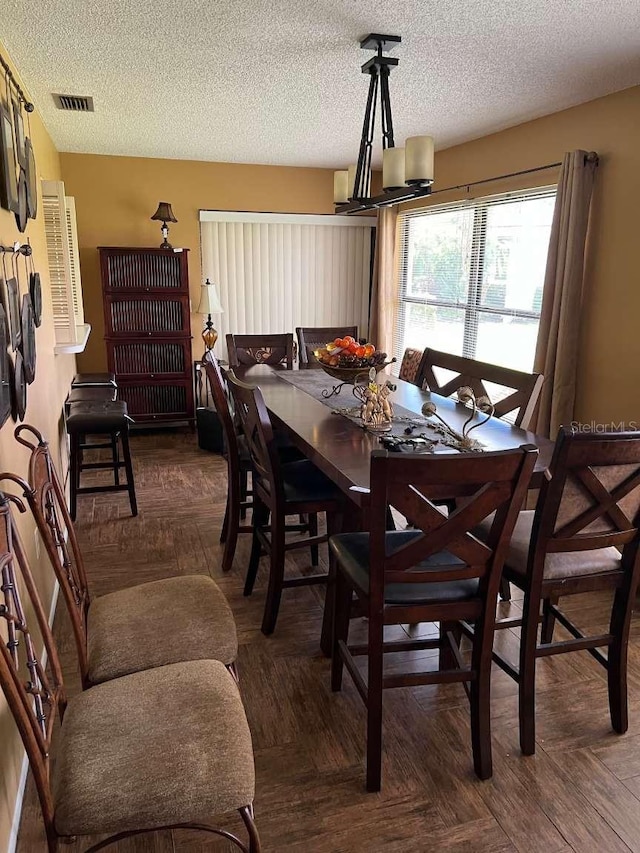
[86, 575, 238, 684]
[53, 660, 255, 837]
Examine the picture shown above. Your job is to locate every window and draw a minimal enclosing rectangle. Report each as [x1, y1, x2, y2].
[395, 188, 556, 373]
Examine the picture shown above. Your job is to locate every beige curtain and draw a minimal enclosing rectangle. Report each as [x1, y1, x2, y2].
[369, 206, 398, 354]
[533, 150, 598, 437]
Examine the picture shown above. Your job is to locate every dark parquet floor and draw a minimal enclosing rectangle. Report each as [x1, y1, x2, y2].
[16, 431, 640, 852]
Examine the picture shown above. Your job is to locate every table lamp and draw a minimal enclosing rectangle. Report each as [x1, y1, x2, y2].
[197, 278, 224, 354]
[150, 202, 178, 249]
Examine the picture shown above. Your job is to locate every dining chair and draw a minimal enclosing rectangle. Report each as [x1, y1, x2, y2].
[473, 426, 640, 756]
[416, 348, 544, 429]
[227, 333, 295, 369]
[227, 371, 346, 635]
[0, 489, 260, 853]
[397, 346, 426, 385]
[203, 352, 316, 573]
[296, 326, 358, 368]
[330, 444, 537, 791]
[9, 424, 239, 688]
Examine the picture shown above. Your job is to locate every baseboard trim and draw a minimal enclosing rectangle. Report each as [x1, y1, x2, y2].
[7, 578, 60, 853]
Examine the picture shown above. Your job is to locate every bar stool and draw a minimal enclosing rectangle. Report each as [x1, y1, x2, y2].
[72, 372, 117, 388]
[66, 400, 137, 520]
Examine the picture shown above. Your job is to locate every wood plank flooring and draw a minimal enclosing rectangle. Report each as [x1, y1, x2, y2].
[15, 430, 640, 852]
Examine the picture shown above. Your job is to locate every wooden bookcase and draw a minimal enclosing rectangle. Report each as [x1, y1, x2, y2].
[99, 247, 195, 426]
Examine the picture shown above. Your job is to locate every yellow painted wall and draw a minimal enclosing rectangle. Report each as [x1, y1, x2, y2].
[0, 47, 77, 853]
[401, 84, 640, 426]
[58, 155, 336, 372]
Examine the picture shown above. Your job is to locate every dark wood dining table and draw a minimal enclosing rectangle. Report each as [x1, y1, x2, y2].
[231, 363, 553, 653]
[232, 363, 553, 505]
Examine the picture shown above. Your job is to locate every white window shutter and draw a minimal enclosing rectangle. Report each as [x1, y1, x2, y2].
[42, 180, 85, 344]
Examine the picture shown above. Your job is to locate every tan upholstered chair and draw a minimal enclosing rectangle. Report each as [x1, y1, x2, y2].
[0, 489, 260, 852]
[10, 425, 239, 687]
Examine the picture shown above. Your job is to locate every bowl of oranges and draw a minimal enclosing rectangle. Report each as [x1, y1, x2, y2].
[312, 336, 396, 383]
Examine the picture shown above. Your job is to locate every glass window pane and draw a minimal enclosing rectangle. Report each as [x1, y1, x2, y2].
[480, 196, 555, 315]
[406, 208, 474, 305]
[399, 301, 465, 355]
[475, 311, 540, 372]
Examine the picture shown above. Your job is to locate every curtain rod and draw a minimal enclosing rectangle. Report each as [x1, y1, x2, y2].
[429, 152, 598, 197]
[0, 53, 35, 111]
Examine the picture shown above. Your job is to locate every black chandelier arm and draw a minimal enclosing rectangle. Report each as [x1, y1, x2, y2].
[354, 68, 379, 200]
[379, 66, 395, 150]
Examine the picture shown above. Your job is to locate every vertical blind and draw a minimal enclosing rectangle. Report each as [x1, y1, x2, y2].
[200, 212, 376, 357]
[395, 187, 556, 373]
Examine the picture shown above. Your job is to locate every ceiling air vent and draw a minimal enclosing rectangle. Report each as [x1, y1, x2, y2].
[53, 93, 95, 112]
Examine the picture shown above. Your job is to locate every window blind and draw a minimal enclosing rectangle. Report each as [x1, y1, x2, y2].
[200, 211, 376, 358]
[395, 187, 556, 374]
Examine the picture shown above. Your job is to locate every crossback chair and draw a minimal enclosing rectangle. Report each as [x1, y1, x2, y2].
[226, 333, 295, 369]
[417, 348, 544, 429]
[475, 427, 640, 755]
[329, 445, 538, 791]
[0, 488, 260, 853]
[296, 326, 358, 368]
[204, 353, 316, 572]
[10, 424, 239, 687]
[227, 371, 346, 635]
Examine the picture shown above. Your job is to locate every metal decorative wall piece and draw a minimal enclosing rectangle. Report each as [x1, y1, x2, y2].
[15, 168, 28, 232]
[24, 137, 36, 219]
[20, 293, 35, 384]
[29, 271, 41, 326]
[0, 102, 18, 214]
[0, 306, 11, 428]
[11, 348, 26, 422]
[6, 277, 20, 350]
[12, 98, 25, 170]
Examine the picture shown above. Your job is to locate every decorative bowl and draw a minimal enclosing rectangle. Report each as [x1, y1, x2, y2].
[314, 355, 396, 384]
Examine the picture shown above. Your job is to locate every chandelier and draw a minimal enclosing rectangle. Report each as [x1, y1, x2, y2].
[334, 34, 434, 214]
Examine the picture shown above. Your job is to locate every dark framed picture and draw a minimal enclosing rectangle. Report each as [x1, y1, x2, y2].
[6, 277, 21, 351]
[0, 307, 11, 429]
[0, 102, 18, 213]
[12, 99, 25, 170]
[20, 294, 36, 384]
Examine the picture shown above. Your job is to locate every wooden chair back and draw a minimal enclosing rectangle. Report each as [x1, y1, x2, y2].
[226, 371, 283, 509]
[417, 348, 543, 428]
[203, 352, 242, 459]
[13, 425, 91, 682]
[296, 326, 358, 368]
[226, 333, 295, 369]
[530, 427, 640, 571]
[0, 486, 66, 844]
[367, 446, 538, 608]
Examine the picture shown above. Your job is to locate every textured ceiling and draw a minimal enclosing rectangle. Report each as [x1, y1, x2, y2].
[1, 0, 639, 168]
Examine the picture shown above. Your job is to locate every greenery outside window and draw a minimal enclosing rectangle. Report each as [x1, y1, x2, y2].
[395, 187, 556, 373]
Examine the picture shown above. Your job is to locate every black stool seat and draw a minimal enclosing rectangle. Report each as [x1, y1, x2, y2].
[72, 372, 117, 388]
[66, 400, 137, 520]
[67, 400, 130, 433]
[65, 387, 117, 417]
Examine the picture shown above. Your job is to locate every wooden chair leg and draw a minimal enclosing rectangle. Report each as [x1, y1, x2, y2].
[518, 586, 542, 755]
[331, 568, 351, 692]
[223, 463, 242, 572]
[244, 498, 268, 596]
[439, 620, 459, 670]
[321, 509, 344, 657]
[366, 611, 384, 792]
[220, 482, 230, 544]
[469, 616, 493, 780]
[499, 577, 511, 601]
[111, 432, 120, 486]
[261, 511, 286, 635]
[120, 427, 138, 517]
[540, 594, 559, 644]
[239, 468, 249, 521]
[607, 579, 636, 734]
[69, 432, 80, 521]
[309, 512, 319, 566]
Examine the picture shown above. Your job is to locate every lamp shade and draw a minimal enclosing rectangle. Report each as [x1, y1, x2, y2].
[197, 279, 224, 314]
[150, 202, 178, 223]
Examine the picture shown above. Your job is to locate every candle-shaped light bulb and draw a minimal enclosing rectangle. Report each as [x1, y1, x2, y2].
[405, 136, 435, 185]
[333, 170, 349, 204]
[382, 147, 405, 190]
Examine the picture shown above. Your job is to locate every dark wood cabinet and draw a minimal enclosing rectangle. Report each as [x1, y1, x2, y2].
[100, 247, 195, 426]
